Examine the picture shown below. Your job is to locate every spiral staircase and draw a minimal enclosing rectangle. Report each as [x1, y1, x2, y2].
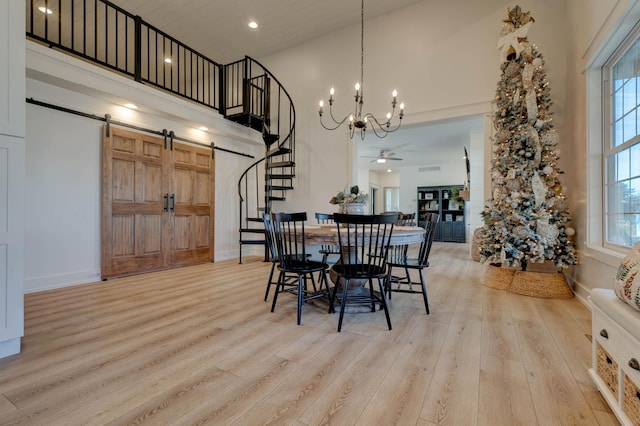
[225, 57, 296, 263]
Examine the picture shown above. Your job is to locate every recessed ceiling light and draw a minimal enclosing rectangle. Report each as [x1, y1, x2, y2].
[198, 126, 208, 131]
[124, 103, 138, 109]
[164, 58, 172, 64]
[248, 21, 258, 29]
[387, 169, 392, 173]
[38, 6, 53, 14]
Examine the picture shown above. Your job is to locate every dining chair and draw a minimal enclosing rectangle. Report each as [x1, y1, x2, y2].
[399, 212, 415, 226]
[262, 213, 299, 302]
[330, 213, 398, 332]
[270, 212, 332, 325]
[385, 212, 439, 314]
[314, 212, 341, 264]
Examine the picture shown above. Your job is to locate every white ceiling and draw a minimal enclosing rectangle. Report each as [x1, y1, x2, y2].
[362, 115, 485, 171]
[109, 0, 425, 64]
[108, 0, 484, 169]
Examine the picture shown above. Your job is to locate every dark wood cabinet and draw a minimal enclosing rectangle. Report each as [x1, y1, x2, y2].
[417, 185, 466, 242]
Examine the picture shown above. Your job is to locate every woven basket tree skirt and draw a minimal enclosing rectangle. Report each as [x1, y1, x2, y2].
[481, 263, 573, 299]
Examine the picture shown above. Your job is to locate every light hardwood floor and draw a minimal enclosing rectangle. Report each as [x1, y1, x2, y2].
[0, 243, 619, 425]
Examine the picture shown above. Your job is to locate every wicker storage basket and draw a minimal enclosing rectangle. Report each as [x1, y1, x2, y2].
[482, 263, 516, 290]
[471, 228, 482, 262]
[596, 342, 618, 399]
[509, 270, 574, 299]
[623, 374, 640, 424]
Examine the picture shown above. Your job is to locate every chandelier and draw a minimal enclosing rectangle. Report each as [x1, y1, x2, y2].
[318, 0, 404, 140]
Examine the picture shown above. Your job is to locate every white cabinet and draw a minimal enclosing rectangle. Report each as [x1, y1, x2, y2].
[589, 289, 640, 425]
[0, 0, 25, 357]
[0, 1, 26, 137]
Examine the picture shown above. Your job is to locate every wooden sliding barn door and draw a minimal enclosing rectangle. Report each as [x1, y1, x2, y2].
[170, 142, 215, 267]
[101, 126, 215, 279]
[101, 127, 169, 278]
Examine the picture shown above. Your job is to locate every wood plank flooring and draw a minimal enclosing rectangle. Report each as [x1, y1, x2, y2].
[0, 242, 618, 425]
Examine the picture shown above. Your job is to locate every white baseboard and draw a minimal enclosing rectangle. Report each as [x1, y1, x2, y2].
[572, 279, 592, 310]
[24, 269, 101, 294]
[24, 248, 264, 294]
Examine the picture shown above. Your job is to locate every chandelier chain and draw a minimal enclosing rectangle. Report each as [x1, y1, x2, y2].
[360, 0, 364, 90]
[317, 0, 405, 139]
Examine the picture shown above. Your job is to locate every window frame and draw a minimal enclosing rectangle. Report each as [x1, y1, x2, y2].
[602, 28, 640, 251]
[585, 3, 640, 266]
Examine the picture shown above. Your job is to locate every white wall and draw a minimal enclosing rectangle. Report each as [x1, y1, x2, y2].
[24, 43, 263, 292]
[259, 0, 571, 237]
[564, 0, 639, 300]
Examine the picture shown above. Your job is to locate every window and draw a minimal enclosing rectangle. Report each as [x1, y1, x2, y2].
[604, 32, 640, 248]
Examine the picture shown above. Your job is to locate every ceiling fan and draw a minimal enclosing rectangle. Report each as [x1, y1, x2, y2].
[369, 149, 403, 163]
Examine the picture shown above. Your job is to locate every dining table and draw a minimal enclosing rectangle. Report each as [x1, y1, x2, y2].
[303, 224, 426, 246]
[303, 223, 426, 312]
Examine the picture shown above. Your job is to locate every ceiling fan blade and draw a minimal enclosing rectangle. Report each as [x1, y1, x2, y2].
[387, 157, 403, 161]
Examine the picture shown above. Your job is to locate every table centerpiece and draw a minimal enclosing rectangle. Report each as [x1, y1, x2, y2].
[330, 185, 369, 214]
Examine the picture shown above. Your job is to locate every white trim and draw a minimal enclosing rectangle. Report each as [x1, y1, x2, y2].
[24, 270, 101, 294]
[584, 0, 640, 69]
[585, 1, 640, 256]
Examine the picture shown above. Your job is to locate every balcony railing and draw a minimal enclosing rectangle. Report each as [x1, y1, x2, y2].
[26, 0, 223, 112]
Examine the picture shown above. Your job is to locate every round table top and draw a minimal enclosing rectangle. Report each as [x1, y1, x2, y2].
[303, 224, 425, 246]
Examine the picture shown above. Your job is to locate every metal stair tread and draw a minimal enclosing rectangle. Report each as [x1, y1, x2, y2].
[240, 227, 265, 233]
[239, 239, 266, 245]
[268, 174, 295, 179]
[266, 146, 289, 158]
[266, 185, 294, 191]
[226, 112, 264, 132]
[267, 161, 295, 168]
[263, 133, 280, 147]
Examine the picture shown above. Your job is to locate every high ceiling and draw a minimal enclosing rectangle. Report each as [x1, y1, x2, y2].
[109, 0, 425, 64]
[108, 0, 484, 170]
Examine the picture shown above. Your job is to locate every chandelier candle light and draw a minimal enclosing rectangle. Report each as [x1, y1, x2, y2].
[318, 0, 404, 140]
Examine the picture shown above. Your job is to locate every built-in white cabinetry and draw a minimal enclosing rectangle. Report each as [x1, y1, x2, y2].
[589, 289, 640, 425]
[0, 1, 26, 358]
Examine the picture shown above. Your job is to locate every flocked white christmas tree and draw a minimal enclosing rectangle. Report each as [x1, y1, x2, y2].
[479, 6, 577, 271]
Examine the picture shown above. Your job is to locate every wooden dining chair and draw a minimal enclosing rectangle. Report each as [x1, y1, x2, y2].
[270, 212, 332, 325]
[330, 213, 398, 332]
[314, 212, 341, 264]
[385, 212, 439, 314]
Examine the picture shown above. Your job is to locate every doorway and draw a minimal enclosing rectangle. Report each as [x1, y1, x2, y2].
[384, 187, 400, 212]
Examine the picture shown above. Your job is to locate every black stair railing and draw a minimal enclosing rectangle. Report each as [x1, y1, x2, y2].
[26, 0, 223, 111]
[228, 57, 296, 263]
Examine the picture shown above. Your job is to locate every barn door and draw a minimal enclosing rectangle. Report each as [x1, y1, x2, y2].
[101, 126, 169, 279]
[170, 141, 215, 266]
[101, 126, 214, 279]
